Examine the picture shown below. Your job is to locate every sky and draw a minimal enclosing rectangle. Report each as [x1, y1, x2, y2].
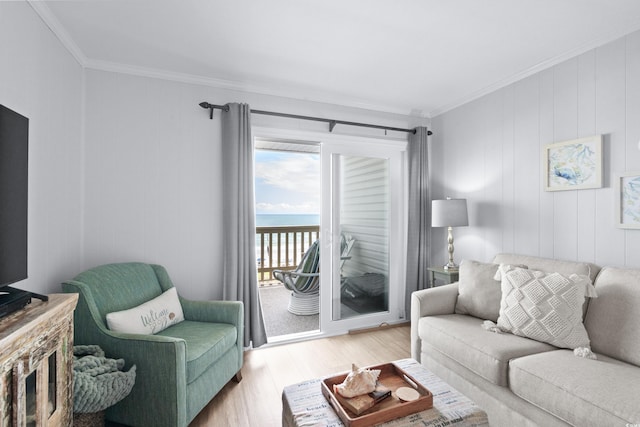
[254, 150, 320, 214]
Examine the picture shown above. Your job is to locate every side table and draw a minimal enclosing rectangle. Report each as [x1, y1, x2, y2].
[427, 267, 459, 288]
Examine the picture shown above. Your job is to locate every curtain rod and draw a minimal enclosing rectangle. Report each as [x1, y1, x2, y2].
[198, 102, 431, 136]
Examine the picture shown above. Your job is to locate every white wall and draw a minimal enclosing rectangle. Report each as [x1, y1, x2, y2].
[0, 2, 84, 295]
[83, 69, 425, 300]
[430, 30, 640, 269]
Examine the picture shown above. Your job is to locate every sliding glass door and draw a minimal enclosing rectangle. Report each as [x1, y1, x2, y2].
[320, 139, 405, 334]
[254, 127, 406, 337]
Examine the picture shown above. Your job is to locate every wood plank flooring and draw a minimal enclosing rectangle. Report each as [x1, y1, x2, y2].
[190, 325, 411, 427]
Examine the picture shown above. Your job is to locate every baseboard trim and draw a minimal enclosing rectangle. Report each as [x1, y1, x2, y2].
[348, 321, 409, 335]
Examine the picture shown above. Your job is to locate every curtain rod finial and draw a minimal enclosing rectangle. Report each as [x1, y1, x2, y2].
[199, 101, 214, 119]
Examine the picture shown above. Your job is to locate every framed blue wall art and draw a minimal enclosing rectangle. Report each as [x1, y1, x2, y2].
[616, 172, 640, 229]
[543, 135, 603, 191]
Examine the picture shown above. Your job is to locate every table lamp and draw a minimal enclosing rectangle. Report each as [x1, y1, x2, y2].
[432, 198, 468, 271]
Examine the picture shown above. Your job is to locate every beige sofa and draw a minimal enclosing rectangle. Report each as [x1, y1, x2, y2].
[411, 253, 640, 427]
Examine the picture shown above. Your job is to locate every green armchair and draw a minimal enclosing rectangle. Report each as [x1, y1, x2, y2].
[62, 262, 243, 427]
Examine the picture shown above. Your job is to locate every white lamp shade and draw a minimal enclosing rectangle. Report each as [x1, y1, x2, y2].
[432, 198, 468, 227]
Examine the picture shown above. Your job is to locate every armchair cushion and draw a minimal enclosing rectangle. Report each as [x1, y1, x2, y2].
[106, 287, 184, 334]
[157, 320, 238, 383]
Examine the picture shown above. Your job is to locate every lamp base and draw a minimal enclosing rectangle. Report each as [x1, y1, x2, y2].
[444, 227, 459, 272]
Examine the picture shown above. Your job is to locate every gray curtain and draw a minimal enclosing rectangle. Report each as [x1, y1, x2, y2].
[405, 127, 430, 317]
[221, 103, 267, 348]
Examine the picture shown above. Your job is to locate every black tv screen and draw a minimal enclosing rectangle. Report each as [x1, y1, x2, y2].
[0, 105, 28, 287]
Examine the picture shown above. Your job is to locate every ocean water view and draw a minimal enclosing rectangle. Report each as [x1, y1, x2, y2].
[255, 214, 320, 273]
[256, 213, 320, 227]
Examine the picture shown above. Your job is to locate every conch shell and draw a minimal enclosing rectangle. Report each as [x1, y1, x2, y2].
[334, 364, 381, 398]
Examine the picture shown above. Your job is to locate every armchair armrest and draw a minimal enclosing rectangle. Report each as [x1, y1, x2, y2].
[94, 331, 189, 426]
[180, 298, 243, 326]
[410, 282, 459, 362]
[180, 298, 245, 359]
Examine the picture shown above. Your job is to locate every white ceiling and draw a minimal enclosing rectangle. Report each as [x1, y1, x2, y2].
[33, 0, 640, 117]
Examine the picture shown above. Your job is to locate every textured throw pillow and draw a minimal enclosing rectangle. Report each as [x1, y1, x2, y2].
[106, 287, 185, 334]
[493, 264, 596, 353]
[455, 260, 503, 322]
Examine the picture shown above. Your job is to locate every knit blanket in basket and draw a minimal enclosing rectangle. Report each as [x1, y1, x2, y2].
[73, 345, 137, 413]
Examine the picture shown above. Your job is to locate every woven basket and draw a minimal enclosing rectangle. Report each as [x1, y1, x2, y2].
[73, 411, 105, 427]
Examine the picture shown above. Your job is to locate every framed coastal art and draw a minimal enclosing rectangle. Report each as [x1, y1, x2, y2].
[543, 135, 602, 191]
[616, 172, 640, 229]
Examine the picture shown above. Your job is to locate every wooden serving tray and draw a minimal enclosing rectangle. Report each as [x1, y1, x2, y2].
[321, 362, 433, 427]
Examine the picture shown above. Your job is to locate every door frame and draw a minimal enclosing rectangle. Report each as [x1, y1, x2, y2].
[253, 127, 408, 336]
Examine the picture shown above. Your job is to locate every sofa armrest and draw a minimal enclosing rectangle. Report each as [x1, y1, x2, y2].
[410, 282, 459, 362]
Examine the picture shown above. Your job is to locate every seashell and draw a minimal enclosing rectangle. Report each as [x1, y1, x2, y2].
[334, 364, 381, 398]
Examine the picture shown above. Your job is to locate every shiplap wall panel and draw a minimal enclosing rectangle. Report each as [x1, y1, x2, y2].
[553, 58, 579, 261]
[626, 32, 640, 266]
[627, 33, 640, 168]
[431, 29, 640, 269]
[462, 98, 488, 259]
[576, 51, 597, 263]
[483, 91, 506, 261]
[513, 76, 540, 255]
[595, 38, 626, 267]
[538, 69, 555, 258]
[501, 86, 516, 254]
[446, 103, 472, 264]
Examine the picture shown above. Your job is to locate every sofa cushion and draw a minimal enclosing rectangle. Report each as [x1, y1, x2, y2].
[495, 265, 594, 352]
[418, 314, 554, 386]
[454, 260, 502, 322]
[157, 320, 238, 384]
[492, 253, 599, 283]
[510, 350, 640, 426]
[584, 267, 640, 366]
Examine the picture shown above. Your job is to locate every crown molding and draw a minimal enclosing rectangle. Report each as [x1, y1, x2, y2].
[83, 59, 424, 118]
[28, 0, 87, 66]
[429, 20, 640, 118]
[27, 1, 418, 118]
[29, 0, 640, 120]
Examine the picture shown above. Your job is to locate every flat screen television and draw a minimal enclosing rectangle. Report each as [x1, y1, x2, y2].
[0, 104, 28, 288]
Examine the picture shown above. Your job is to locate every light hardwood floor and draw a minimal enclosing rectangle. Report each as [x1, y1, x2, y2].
[190, 325, 411, 427]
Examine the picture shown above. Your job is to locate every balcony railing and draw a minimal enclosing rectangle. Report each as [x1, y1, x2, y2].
[256, 225, 320, 282]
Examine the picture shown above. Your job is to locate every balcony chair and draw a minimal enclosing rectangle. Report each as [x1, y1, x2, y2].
[273, 233, 355, 315]
[62, 262, 243, 427]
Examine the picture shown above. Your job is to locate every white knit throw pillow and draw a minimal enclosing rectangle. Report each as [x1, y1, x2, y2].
[489, 264, 597, 357]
